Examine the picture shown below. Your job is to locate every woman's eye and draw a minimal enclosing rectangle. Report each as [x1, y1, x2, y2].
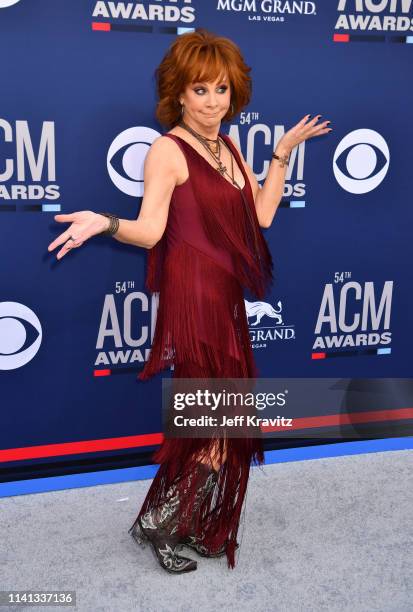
[194, 86, 228, 94]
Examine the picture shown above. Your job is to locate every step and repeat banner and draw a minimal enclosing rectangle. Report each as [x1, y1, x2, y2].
[1, 1, 412, 480]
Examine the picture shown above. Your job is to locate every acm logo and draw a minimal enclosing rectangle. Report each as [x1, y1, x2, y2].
[0, 119, 59, 202]
[95, 291, 159, 368]
[314, 280, 393, 352]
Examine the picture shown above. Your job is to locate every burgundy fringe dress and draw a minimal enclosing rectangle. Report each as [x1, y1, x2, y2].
[133, 131, 273, 569]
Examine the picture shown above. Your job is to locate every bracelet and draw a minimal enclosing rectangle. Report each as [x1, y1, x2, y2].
[98, 212, 120, 236]
[272, 151, 290, 168]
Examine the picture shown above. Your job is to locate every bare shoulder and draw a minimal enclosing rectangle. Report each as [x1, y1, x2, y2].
[147, 134, 179, 157]
[144, 134, 182, 179]
[147, 132, 187, 185]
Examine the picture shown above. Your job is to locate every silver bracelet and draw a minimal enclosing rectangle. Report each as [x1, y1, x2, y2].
[272, 152, 290, 168]
[99, 212, 119, 236]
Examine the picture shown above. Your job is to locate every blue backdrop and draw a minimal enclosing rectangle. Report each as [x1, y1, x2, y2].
[1, 0, 412, 480]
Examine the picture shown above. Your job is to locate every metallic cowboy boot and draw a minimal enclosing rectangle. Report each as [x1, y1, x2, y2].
[183, 529, 239, 558]
[129, 473, 198, 574]
[179, 464, 239, 558]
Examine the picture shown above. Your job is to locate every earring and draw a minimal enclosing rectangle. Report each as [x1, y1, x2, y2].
[231, 103, 234, 114]
[181, 103, 184, 116]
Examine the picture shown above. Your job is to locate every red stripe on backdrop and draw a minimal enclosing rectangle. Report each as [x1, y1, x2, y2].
[261, 407, 413, 433]
[92, 22, 111, 31]
[0, 409, 411, 463]
[333, 33, 350, 42]
[0, 433, 163, 463]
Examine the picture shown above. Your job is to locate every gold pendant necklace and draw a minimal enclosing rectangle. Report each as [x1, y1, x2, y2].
[178, 120, 235, 185]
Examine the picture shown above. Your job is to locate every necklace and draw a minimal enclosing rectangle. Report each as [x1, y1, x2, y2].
[179, 119, 219, 153]
[178, 120, 241, 190]
[177, 120, 263, 268]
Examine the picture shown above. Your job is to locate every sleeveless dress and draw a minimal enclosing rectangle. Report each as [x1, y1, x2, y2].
[132, 131, 274, 568]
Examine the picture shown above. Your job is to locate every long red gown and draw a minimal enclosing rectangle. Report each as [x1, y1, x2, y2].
[133, 131, 274, 568]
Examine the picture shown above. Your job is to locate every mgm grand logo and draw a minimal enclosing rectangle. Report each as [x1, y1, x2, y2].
[244, 299, 295, 349]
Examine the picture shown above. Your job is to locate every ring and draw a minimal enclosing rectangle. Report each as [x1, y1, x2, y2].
[67, 235, 80, 248]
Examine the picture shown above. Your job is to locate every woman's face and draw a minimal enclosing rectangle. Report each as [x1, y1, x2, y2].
[179, 74, 231, 129]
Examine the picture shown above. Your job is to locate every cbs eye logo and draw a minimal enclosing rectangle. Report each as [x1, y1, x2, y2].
[0, 302, 42, 370]
[333, 129, 390, 194]
[107, 126, 161, 197]
[0, 0, 21, 7]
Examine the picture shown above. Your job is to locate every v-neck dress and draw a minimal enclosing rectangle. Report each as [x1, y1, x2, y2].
[132, 131, 274, 570]
[138, 130, 274, 381]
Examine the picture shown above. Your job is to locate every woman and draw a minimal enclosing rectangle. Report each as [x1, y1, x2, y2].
[48, 29, 331, 574]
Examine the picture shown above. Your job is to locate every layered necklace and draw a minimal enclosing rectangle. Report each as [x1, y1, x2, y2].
[178, 119, 243, 191]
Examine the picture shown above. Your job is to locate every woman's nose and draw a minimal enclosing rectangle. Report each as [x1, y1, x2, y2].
[207, 95, 218, 108]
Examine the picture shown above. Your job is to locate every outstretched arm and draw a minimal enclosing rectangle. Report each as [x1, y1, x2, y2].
[47, 136, 179, 260]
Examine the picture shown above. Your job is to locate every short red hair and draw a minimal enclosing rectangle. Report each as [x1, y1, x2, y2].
[154, 28, 252, 129]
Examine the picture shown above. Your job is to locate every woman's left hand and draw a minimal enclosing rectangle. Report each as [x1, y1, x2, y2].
[277, 114, 332, 154]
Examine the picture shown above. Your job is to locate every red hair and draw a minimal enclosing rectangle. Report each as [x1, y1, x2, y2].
[154, 28, 252, 129]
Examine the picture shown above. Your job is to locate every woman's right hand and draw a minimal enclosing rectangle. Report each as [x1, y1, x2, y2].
[47, 211, 109, 260]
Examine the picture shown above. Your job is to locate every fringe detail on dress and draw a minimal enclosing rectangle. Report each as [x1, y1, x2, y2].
[192, 132, 274, 300]
[145, 133, 274, 300]
[133, 135, 271, 568]
[138, 240, 257, 382]
[145, 231, 167, 294]
[132, 352, 265, 569]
